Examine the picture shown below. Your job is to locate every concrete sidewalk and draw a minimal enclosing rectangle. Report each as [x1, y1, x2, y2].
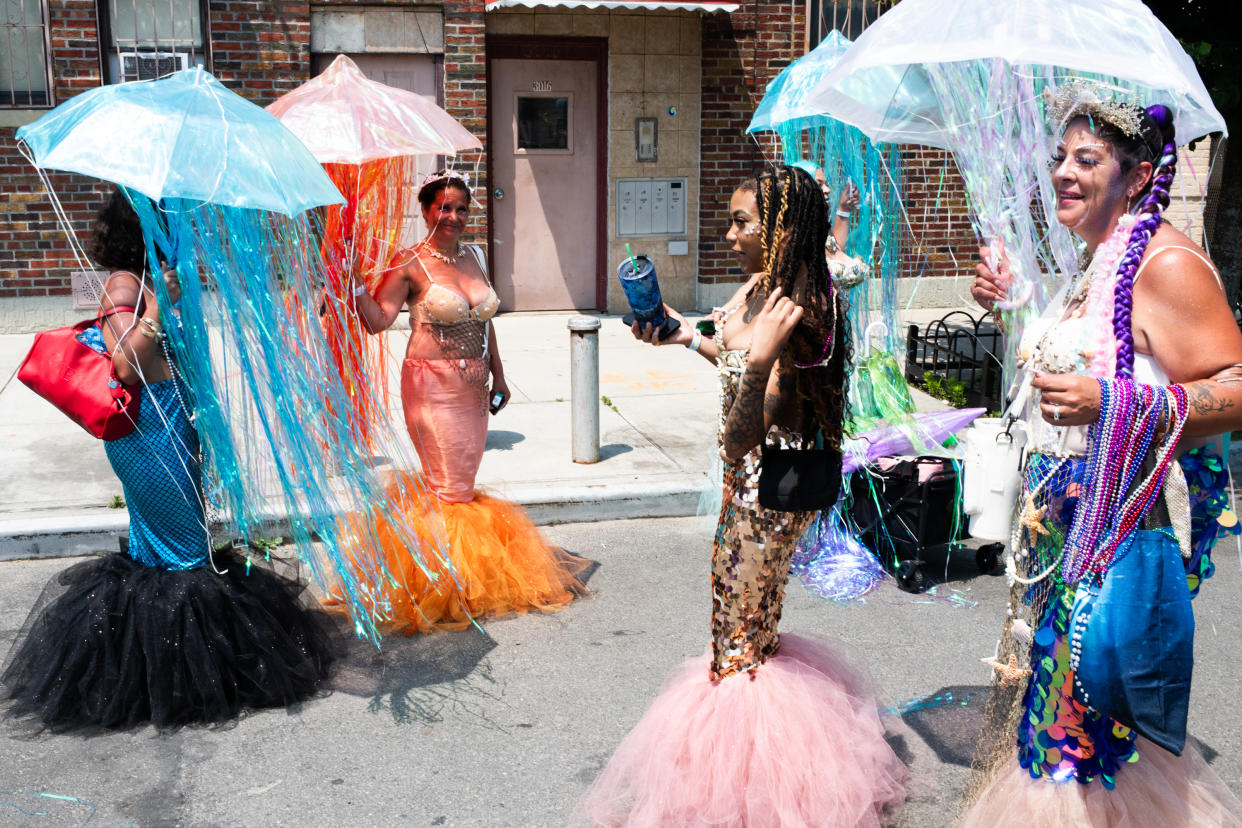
[0, 309, 956, 560]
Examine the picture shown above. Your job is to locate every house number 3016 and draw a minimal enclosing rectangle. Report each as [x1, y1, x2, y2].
[531, 80, 553, 91]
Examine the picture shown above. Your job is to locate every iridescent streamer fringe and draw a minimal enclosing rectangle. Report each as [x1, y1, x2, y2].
[127, 192, 458, 644]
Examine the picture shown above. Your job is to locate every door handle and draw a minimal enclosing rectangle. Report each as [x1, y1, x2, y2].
[493, 188, 505, 200]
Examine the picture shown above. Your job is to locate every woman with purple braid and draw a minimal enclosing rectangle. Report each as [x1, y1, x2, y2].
[962, 86, 1242, 824]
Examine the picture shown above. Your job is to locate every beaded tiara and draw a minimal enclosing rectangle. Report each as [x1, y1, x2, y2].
[419, 169, 472, 192]
[1043, 79, 1145, 138]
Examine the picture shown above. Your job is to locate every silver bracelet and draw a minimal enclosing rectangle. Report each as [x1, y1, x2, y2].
[836, 210, 852, 220]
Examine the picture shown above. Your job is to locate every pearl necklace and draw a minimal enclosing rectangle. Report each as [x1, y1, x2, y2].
[420, 242, 464, 265]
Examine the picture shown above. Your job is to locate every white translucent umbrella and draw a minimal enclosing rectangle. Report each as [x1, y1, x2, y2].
[803, 0, 1227, 147]
[796, 0, 1226, 389]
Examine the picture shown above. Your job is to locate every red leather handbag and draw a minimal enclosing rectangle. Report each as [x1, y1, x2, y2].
[17, 306, 141, 440]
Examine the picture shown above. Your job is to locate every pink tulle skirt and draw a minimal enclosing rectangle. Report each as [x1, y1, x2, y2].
[961, 737, 1242, 827]
[573, 633, 907, 827]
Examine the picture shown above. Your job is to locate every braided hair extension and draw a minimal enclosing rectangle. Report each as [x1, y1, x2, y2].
[1093, 104, 1177, 378]
[757, 177, 776, 285]
[738, 166, 852, 447]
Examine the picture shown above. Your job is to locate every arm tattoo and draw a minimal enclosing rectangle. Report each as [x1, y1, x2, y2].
[1187, 382, 1236, 416]
[722, 369, 771, 460]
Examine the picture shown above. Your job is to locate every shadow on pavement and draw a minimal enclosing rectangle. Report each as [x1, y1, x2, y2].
[329, 626, 499, 725]
[327, 552, 596, 726]
[485, 430, 525, 451]
[899, 684, 989, 767]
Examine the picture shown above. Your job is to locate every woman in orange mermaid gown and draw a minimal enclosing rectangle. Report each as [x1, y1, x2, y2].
[351, 171, 586, 633]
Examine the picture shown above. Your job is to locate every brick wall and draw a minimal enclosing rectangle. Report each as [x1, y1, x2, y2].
[897, 146, 975, 280]
[443, 0, 488, 238]
[1, 0, 108, 301]
[1, 0, 314, 306]
[209, 0, 310, 103]
[697, 9, 786, 300]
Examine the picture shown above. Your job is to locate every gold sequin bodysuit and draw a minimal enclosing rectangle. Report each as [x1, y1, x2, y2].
[711, 339, 815, 681]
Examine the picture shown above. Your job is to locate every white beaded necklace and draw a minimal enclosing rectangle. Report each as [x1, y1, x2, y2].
[420, 242, 464, 265]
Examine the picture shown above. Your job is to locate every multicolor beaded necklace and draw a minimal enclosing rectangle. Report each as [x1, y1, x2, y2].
[1061, 379, 1189, 584]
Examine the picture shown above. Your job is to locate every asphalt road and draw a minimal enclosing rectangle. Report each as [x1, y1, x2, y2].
[2, 516, 1240, 827]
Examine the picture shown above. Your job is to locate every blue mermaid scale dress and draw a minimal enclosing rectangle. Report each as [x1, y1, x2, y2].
[1, 379, 333, 731]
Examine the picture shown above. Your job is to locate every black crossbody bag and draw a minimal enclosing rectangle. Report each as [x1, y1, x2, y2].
[757, 429, 843, 512]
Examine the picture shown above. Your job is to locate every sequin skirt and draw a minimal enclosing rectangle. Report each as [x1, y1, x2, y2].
[710, 436, 815, 680]
[1014, 447, 1237, 786]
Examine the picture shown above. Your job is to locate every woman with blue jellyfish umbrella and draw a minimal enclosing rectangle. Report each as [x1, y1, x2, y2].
[2, 67, 455, 729]
[0, 191, 333, 731]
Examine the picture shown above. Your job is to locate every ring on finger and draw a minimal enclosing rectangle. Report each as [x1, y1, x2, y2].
[1052, 404, 1061, 422]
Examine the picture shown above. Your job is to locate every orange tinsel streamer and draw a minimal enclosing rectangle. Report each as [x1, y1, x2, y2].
[318, 157, 417, 450]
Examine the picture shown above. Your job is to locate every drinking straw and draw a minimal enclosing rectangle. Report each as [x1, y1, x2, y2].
[624, 243, 639, 276]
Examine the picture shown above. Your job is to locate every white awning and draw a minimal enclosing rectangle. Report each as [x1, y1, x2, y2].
[486, 0, 738, 12]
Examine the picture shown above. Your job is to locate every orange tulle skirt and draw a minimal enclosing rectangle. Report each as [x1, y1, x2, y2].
[336, 355, 587, 633]
[365, 473, 589, 634]
[961, 737, 1242, 827]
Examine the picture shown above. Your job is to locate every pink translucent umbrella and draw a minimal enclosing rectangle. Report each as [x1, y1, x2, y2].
[266, 54, 480, 163]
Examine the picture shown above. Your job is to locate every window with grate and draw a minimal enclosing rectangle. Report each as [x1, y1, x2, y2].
[98, 0, 210, 84]
[1, 0, 53, 107]
[805, 0, 896, 46]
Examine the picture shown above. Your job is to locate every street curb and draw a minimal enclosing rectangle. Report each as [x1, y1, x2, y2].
[0, 478, 712, 562]
[0, 511, 129, 562]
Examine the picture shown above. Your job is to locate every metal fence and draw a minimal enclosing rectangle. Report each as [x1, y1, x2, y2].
[904, 310, 1004, 412]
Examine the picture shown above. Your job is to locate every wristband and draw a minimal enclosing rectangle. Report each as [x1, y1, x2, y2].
[352, 284, 367, 297]
[687, 328, 703, 352]
[836, 210, 852, 219]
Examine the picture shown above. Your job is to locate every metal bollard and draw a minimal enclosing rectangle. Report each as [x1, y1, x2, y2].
[568, 315, 601, 464]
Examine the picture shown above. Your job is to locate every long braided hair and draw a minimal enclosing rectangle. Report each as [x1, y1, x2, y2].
[1097, 104, 1178, 378]
[738, 165, 851, 447]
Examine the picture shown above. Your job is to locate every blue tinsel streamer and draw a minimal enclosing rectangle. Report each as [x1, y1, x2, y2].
[127, 192, 457, 644]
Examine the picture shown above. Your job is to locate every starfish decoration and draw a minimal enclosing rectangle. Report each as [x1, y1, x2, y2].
[983, 654, 1033, 687]
[1018, 494, 1049, 549]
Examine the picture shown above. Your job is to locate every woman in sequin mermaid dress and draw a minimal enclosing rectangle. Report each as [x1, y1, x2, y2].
[576, 166, 907, 827]
[352, 172, 586, 633]
[962, 96, 1242, 824]
[1, 192, 332, 731]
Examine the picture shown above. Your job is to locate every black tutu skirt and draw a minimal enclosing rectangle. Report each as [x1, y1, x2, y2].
[1, 549, 334, 732]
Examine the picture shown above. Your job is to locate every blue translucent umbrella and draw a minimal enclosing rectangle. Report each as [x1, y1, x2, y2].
[747, 31, 907, 359]
[17, 67, 343, 216]
[747, 30, 856, 135]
